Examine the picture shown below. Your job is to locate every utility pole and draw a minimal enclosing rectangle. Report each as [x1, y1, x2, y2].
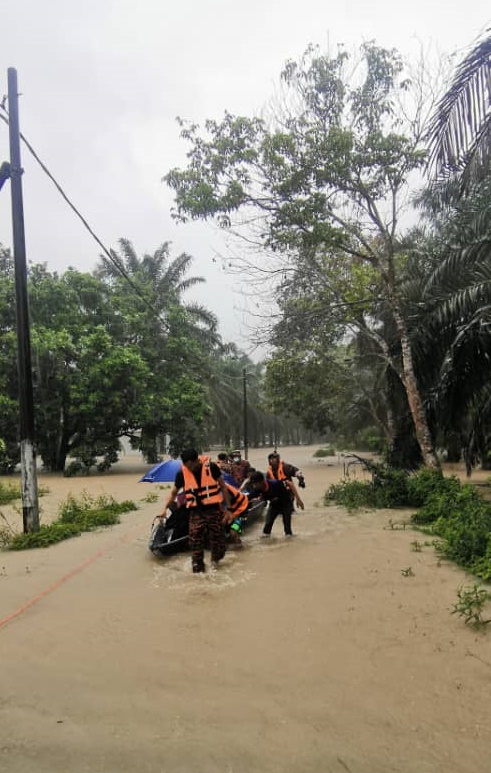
[242, 367, 249, 461]
[7, 68, 39, 532]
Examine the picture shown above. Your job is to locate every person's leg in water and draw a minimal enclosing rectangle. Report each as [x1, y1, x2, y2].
[282, 501, 294, 536]
[263, 505, 279, 536]
[208, 507, 226, 566]
[189, 510, 206, 572]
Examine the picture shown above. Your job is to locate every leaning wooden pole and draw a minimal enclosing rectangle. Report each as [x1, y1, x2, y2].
[7, 67, 40, 532]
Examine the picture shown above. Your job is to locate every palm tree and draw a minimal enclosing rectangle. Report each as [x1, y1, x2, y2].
[97, 239, 221, 460]
[403, 182, 491, 472]
[97, 238, 218, 345]
[428, 32, 491, 192]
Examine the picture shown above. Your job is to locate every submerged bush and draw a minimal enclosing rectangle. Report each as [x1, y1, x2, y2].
[325, 479, 379, 510]
[313, 447, 336, 458]
[0, 480, 21, 505]
[406, 469, 461, 508]
[325, 463, 491, 581]
[325, 463, 411, 509]
[412, 484, 481, 525]
[6, 493, 137, 551]
[0, 480, 50, 505]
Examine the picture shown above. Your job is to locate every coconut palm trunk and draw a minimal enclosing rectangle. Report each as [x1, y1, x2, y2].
[393, 306, 441, 470]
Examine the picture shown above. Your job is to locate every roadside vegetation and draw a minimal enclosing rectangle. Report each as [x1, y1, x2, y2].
[0, 480, 50, 505]
[313, 447, 337, 458]
[0, 479, 24, 505]
[166, 33, 491, 474]
[0, 493, 136, 550]
[325, 465, 491, 626]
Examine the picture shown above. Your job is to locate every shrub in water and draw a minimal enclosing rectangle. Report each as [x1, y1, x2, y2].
[432, 499, 491, 566]
[325, 465, 410, 509]
[411, 483, 479, 525]
[313, 447, 336, 458]
[325, 479, 378, 510]
[9, 522, 82, 550]
[0, 480, 22, 505]
[6, 494, 137, 550]
[406, 469, 460, 508]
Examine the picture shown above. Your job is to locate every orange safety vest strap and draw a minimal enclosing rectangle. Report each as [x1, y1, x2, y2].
[226, 484, 249, 516]
[182, 456, 222, 508]
[266, 460, 287, 481]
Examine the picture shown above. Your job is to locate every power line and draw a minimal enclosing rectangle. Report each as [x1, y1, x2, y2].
[0, 104, 161, 318]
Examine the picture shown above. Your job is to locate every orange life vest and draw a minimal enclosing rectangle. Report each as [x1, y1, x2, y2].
[266, 459, 288, 481]
[225, 483, 249, 517]
[182, 456, 222, 509]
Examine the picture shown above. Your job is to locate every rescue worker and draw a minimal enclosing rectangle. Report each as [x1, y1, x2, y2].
[266, 452, 306, 488]
[160, 448, 232, 573]
[249, 470, 304, 538]
[223, 482, 250, 548]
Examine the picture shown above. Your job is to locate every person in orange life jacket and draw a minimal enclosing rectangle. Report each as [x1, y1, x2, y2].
[266, 452, 306, 488]
[249, 470, 304, 537]
[160, 448, 233, 573]
[266, 451, 306, 517]
[223, 482, 249, 548]
[229, 449, 252, 486]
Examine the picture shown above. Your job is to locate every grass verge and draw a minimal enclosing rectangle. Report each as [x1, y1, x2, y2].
[3, 492, 136, 550]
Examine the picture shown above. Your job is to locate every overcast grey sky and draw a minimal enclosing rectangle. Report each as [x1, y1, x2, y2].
[0, 1, 489, 355]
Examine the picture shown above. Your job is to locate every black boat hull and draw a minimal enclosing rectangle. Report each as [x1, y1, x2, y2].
[149, 497, 266, 557]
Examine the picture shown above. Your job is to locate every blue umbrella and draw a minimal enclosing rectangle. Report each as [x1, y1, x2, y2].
[140, 460, 240, 488]
[139, 458, 182, 483]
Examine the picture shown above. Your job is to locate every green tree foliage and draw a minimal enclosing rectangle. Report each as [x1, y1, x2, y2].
[203, 349, 307, 449]
[413, 33, 491, 470]
[95, 239, 219, 460]
[0, 240, 221, 473]
[406, 178, 491, 472]
[165, 41, 441, 468]
[34, 325, 149, 473]
[0, 246, 22, 471]
[428, 33, 491, 193]
[24, 264, 149, 471]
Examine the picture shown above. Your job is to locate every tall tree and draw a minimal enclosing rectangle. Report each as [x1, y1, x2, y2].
[165, 42, 440, 467]
[96, 239, 221, 459]
[0, 257, 151, 472]
[409, 179, 491, 471]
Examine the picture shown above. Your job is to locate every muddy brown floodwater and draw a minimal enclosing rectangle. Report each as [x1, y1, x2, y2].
[1, 446, 490, 773]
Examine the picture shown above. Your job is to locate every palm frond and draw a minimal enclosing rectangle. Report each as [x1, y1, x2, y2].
[118, 238, 140, 273]
[427, 33, 491, 189]
[461, 118, 491, 191]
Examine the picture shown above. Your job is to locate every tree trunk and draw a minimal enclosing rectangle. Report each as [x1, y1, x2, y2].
[394, 309, 441, 471]
[445, 433, 462, 463]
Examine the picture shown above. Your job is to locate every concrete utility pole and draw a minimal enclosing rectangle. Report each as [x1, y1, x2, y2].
[7, 68, 39, 532]
[242, 367, 249, 461]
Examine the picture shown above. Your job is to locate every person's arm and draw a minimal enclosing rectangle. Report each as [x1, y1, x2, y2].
[217, 476, 231, 507]
[286, 479, 304, 510]
[217, 477, 234, 524]
[239, 475, 251, 491]
[284, 462, 298, 478]
[159, 484, 179, 518]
